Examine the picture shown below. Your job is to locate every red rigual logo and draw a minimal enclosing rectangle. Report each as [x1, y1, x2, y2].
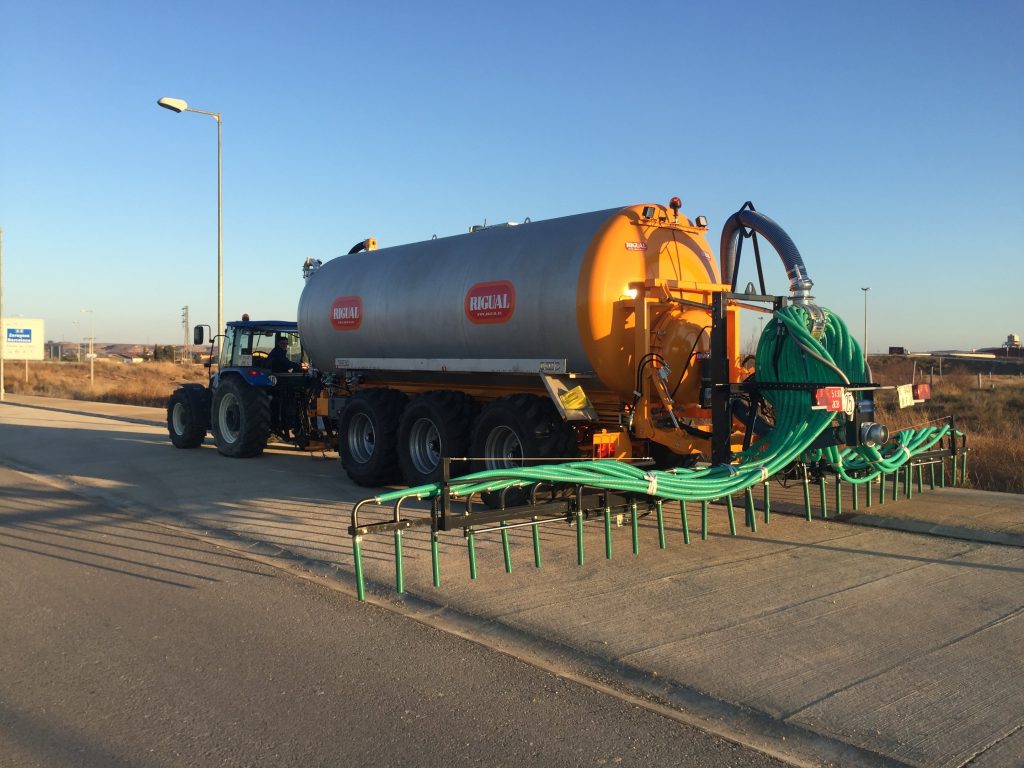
[330, 296, 362, 330]
[465, 281, 515, 324]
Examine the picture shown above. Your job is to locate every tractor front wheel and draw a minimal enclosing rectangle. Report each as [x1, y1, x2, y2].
[211, 377, 271, 458]
[167, 386, 210, 449]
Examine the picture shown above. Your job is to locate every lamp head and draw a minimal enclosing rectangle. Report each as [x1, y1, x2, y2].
[157, 97, 188, 113]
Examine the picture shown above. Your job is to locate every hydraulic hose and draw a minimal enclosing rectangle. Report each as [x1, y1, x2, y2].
[362, 304, 957, 506]
[720, 208, 812, 297]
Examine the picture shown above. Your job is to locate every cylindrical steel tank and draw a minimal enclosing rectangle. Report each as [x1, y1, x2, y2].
[298, 203, 722, 401]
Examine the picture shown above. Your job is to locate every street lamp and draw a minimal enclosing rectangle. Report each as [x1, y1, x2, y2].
[861, 287, 870, 363]
[157, 96, 223, 345]
[81, 309, 94, 387]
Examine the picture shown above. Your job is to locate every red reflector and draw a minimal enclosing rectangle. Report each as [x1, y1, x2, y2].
[247, 369, 259, 375]
[814, 387, 845, 412]
[594, 442, 615, 459]
[913, 383, 931, 400]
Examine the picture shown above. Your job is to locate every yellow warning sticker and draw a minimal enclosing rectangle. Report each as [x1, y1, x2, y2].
[559, 385, 590, 411]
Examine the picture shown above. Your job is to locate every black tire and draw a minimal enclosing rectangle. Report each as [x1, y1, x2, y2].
[397, 391, 477, 486]
[338, 388, 407, 487]
[469, 394, 578, 507]
[211, 376, 271, 458]
[167, 386, 210, 449]
[649, 441, 699, 470]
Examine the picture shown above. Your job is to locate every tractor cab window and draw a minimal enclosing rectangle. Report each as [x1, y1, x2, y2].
[218, 328, 237, 369]
[219, 327, 304, 369]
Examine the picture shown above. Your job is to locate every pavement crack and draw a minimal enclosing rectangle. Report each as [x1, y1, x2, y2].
[782, 605, 1024, 722]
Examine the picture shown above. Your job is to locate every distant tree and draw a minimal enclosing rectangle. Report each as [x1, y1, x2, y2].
[152, 344, 176, 362]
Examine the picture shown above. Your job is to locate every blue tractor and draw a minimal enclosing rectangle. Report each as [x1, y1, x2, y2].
[167, 319, 335, 457]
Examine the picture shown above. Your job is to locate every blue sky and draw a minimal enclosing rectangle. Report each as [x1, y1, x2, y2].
[2, 0, 1021, 351]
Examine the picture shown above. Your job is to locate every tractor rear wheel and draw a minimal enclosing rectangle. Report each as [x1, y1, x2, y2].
[211, 377, 271, 458]
[339, 388, 407, 486]
[397, 391, 477, 486]
[167, 386, 210, 449]
[469, 394, 578, 508]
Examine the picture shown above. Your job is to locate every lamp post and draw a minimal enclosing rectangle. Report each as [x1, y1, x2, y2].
[0, 225, 5, 402]
[157, 96, 223, 345]
[861, 287, 870, 364]
[81, 308, 94, 387]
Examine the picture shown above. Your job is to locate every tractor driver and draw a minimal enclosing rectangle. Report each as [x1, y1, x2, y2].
[268, 334, 301, 373]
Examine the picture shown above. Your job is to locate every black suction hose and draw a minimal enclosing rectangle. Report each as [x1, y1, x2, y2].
[720, 208, 812, 296]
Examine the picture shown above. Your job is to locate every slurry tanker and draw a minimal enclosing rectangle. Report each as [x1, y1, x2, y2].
[168, 195, 970, 597]
[168, 196, 951, 507]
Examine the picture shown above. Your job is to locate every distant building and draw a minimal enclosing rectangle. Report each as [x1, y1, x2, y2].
[976, 333, 1023, 358]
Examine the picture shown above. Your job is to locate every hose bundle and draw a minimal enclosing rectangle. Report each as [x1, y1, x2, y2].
[366, 305, 952, 506]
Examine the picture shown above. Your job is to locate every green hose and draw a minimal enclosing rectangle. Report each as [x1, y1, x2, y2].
[366, 304, 957, 507]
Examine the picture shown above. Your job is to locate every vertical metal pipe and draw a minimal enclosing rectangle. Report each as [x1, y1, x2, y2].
[726, 496, 737, 536]
[216, 113, 223, 342]
[431, 532, 441, 588]
[892, 470, 899, 501]
[681, 500, 691, 545]
[852, 481, 859, 512]
[803, 468, 812, 521]
[835, 478, 842, 516]
[905, 465, 912, 500]
[745, 488, 757, 533]
[929, 462, 936, 491]
[467, 529, 478, 580]
[394, 530, 405, 594]
[916, 464, 924, 494]
[532, 517, 542, 568]
[656, 501, 666, 550]
[866, 476, 872, 507]
[500, 521, 512, 573]
[763, 483, 771, 525]
[879, 472, 885, 505]
[630, 502, 640, 555]
[701, 501, 709, 541]
[576, 510, 585, 566]
[819, 476, 828, 519]
[353, 536, 366, 601]
[604, 506, 613, 560]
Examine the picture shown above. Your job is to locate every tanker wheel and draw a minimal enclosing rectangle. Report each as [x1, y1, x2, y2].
[339, 388, 407, 487]
[167, 387, 210, 449]
[398, 391, 477, 486]
[470, 394, 578, 508]
[649, 442, 700, 470]
[211, 377, 271, 458]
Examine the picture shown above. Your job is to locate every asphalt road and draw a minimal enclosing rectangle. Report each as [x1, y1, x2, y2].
[0, 466, 785, 768]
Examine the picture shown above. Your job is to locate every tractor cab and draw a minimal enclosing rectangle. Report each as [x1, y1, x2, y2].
[219, 320, 305, 374]
[170, 317, 334, 458]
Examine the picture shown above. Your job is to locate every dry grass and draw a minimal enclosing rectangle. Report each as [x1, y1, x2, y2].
[871, 358, 1024, 494]
[2, 361, 209, 408]
[5, 356, 1022, 494]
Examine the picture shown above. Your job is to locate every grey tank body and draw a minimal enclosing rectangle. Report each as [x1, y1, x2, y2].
[298, 208, 619, 375]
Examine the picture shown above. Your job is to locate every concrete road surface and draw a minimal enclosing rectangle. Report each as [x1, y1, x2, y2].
[2, 394, 1023, 767]
[0, 466, 784, 768]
